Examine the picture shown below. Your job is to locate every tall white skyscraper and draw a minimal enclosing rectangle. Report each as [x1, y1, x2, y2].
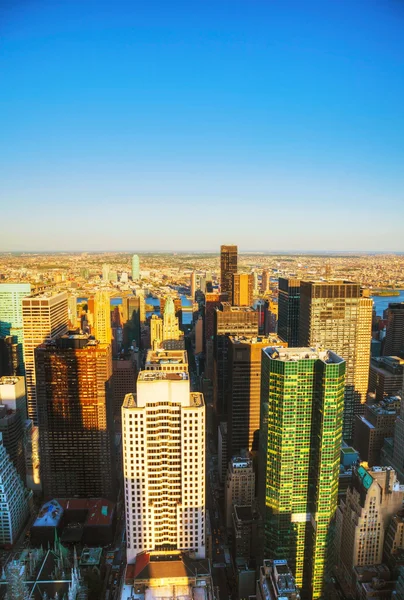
[122, 362, 205, 564]
[22, 291, 68, 423]
[132, 254, 140, 281]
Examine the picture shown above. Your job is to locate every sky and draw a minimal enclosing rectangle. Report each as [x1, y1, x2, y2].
[1, 0, 404, 252]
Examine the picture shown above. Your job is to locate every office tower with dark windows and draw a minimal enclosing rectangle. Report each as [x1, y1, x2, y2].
[384, 303, 404, 357]
[227, 334, 287, 459]
[220, 245, 238, 301]
[35, 333, 115, 499]
[278, 278, 300, 347]
[213, 304, 259, 421]
[22, 291, 69, 424]
[0, 283, 32, 375]
[232, 273, 253, 307]
[260, 347, 345, 599]
[122, 366, 205, 564]
[299, 280, 372, 440]
[369, 356, 404, 401]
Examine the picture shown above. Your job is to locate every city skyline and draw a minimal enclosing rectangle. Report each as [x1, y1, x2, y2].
[1, 1, 404, 252]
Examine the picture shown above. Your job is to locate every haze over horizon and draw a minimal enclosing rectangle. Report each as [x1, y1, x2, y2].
[1, 0, 404, 252]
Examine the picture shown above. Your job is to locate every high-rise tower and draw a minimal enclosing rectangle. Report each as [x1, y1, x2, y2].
[278, 278, 300, 347]
[132, 254, 140, 281]
[299, 280, 372, 440]
[260, 346, 345, 599]
[122, 364, 205, 563]
[22, 291, 69, 424]
[220, 245, 238, 301]
[232, 273, 253, 307]
[35, 333, 115, 499]
[162, 297, 184, 350]
[0, 283, 32, 374]
[384, 302, 404, 356]
[213, 304, 259, 420]
[227, 334, 287, 458]
[93, 290, 112, 345]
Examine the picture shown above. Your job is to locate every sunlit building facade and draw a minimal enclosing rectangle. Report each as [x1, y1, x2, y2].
[260, 346, 345, 599]
[220, 245, 238, 301]
[123, 370, 205, 563]
[22, 291, 69, 424]
[299, 280, 372, 440]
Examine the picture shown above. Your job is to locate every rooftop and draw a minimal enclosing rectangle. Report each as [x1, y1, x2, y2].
[145, 349, 188, 366]
[264, 346, 344, 364]
[229, 334, 286, 346]
[138, 371, 189, 382]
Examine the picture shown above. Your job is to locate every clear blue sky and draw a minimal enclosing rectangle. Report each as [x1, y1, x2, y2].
[1, 0, 403, 252]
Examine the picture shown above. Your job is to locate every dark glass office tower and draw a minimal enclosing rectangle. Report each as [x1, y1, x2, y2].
[213, 304, 258, 421]
[36, 333, 116, 499]
[384, 302, 404, 357]
[220, 245, 238, 301]
[278, 278, 300, 347]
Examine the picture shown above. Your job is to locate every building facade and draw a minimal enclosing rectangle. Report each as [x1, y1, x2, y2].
[227, 334, 287, 458]
[0, 432, 31, 546]
[0, 283, 31, 375]
[384, 302, 404, 357]
[162, 297, 184, 350]
[299, 280, 372, 440]
[93, 290, 112, 345]
[122, 369, 205, 564]
[369, 356, 404, 402]
[35, 334, 115, 499]
[131, 254, 140, 281]
[225, 456, 255, 529]
[232, 273, 253, 307]
[278, 278, 300, 347]
[260, 346, 345, 599]
[336, 466, 404, 594]
[213, 304, 259, 421]
[22, 291, 69, 424]
[220, 245, 238, 301]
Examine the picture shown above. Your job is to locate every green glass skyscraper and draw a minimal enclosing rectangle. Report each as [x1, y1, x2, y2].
[260, 346, 345, 599]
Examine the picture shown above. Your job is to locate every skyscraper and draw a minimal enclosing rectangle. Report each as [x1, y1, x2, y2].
[299, 280, 372, 440]
[261, 270, 270, 294]
[213, 304, 259, 420]
[93, 290, 112, 344]
[162, 297, 184, 350]
[132, 254, 140, 281]
[232, 273, 253, 307]
[150, 314, 163, 350]
[227, 334, 287, 458]
[0, 283, 32, 374]
[384, 302, 404, 356]
[335, 466, 404, 595]
[220, 245, 238, 301]
[22, 291, 69, 424]
[278, 278, 300, 347]
[122, 365, 205, 563]
[35, 333, 115, 499]
[260, 346, 345, 598]
[0, 433, 31, 546]
[190, 271, 197, 301]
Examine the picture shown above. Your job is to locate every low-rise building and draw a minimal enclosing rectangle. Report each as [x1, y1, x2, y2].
[256, 559, 300, 600]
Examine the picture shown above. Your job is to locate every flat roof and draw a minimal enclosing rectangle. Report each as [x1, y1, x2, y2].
[264, 346, 344, 364]
[138, 371, 189, 382]
[229, 334, 286, 345]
